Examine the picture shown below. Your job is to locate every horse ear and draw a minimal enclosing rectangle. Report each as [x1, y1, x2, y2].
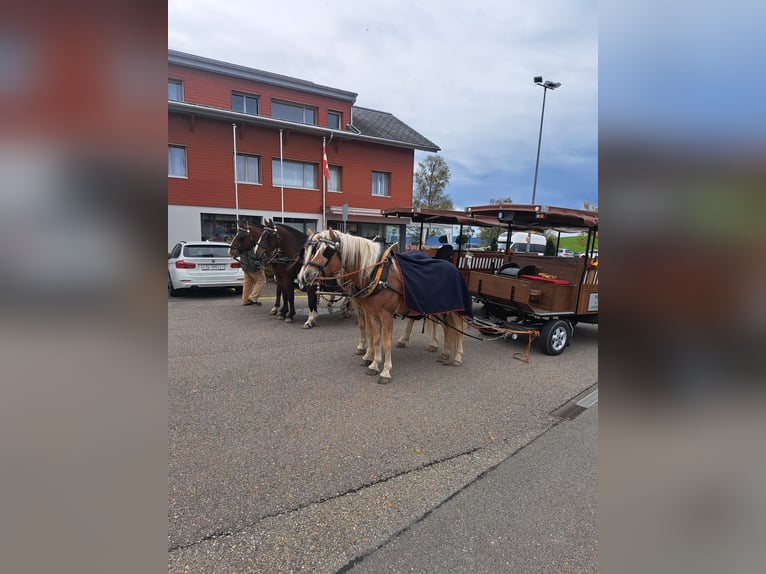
[328, 228, 336, 240]
[306, 228, 314, 238]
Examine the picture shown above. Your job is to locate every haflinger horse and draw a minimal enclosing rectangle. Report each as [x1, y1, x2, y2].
[253, 218, 320, 327]
[301, 232, 441, 362]
[298, 229, 470, 384]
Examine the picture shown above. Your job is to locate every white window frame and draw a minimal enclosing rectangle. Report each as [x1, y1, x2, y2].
[168, 145, 187, 178]
[327, 165, 342, 192]
[271, 100, 316, 125]
[168, 79, 183, 101]
[371, 171, 390, 197]
[272, 159, 318, 190]
[328, 111, 341, 130]
[236, 153, 261, 184]
[232, 92, 259, 115]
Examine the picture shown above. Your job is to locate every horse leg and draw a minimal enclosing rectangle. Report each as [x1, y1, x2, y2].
[450, 313, 464, 366]
[426, 318, 441, 353]
[270, 284, 281, 316]
[437, 313, 463, 366]
[395, 317, 415, 348]
[377, 313, 395, 384]
[283, 287, 295, 323]
[303, 286, 318, 329]
[341, 296, 353, 319]
[364, 313, 382, 375]
[352, 301, 369, 357]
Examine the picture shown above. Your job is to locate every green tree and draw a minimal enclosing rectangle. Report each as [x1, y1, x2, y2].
[413, 155, 453, 209]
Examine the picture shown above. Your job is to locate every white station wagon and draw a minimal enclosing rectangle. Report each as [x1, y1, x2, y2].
[168, 241, 244, 296]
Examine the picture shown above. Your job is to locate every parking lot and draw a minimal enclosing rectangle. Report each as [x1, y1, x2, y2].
[168, 282, 598, 572]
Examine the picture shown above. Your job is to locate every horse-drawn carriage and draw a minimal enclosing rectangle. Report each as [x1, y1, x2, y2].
[460, 204, 599, 355]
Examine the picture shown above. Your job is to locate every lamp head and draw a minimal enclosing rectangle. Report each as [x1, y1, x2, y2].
[533, 76, 543, 84]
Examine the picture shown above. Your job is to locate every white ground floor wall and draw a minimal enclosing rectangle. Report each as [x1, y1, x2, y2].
[168, 205, 319, 250]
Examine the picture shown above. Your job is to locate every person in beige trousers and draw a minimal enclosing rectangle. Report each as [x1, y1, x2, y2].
[240, 248, 266, 306]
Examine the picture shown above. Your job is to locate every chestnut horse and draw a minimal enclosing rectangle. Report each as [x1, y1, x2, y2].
[298, 229, 466, 384]
[254, 219, 321, 328]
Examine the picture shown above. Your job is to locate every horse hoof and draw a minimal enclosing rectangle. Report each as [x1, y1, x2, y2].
[452, 359, 463, 367]
[378, 376, 392, 385]
[269, 308, 278, 316]
[365, 367, 379, 376]
[361, 359, 373, 367]
[354, 349, 365, 356]
[395, 341, 406, 348]
[284, 318, 293, 324]
[427, 345, 439, 352]
[302, 322, 314, 329]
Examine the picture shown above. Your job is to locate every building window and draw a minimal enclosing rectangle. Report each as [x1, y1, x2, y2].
[168, 145, 187, 178]
[232, 92, 259, 115]
[371, 171, 390, 197]
[272, 159, 317, 189]
[271, 101, 316, 125]
[168, 79, 183, 101]
[328, 165, 341, 192]
[328, 111, 341, 130]
[236, 154, 261, 184]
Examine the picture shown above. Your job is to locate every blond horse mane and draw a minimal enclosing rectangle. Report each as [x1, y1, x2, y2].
[333, 231, 384, 283]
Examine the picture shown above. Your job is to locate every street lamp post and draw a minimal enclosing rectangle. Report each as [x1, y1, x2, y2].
[530, 76, 561, 205]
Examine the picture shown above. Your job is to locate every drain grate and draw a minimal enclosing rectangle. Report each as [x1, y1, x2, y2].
[551, 387, 598, 420]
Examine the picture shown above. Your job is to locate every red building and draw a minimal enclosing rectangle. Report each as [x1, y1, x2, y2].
[168, 50, 439, 248]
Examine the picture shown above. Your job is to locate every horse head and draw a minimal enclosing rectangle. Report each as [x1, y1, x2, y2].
[298, 229, 343, 287]
[228, 224, 261, 257]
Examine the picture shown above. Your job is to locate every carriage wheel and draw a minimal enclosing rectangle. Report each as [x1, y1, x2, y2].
[539, 319, 570, 355]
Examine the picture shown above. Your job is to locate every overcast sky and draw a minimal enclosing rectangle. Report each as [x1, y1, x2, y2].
[168, 0, 598, 211]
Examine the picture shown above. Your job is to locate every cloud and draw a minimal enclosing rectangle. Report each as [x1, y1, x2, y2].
[168, 0, 598, 209]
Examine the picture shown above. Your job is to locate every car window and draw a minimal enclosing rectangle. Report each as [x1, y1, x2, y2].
[170, 244, 183, 258]
[183, 245, 231, 258]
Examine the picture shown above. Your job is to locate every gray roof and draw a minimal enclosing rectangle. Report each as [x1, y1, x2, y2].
[352, 106, 439, 152]
[169, 49, 357, 102]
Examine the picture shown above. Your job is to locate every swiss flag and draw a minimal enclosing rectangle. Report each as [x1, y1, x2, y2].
[322, 141, 330, 180]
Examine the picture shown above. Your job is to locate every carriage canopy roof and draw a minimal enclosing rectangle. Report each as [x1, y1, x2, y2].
[464, 204, 598, 232]
[381, 207, 500, 228]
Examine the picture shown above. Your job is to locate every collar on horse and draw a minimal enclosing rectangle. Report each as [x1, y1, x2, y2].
[351, 242, 401, 299]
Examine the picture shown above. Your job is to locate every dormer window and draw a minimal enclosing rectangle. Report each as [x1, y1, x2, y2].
[328, 111, 341, 130]
[232, 92, 259, 115]
[272, 101, 316, 125]
[168, 79, 183, 101]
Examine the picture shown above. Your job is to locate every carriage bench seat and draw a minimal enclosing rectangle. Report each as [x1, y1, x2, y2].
[520, 274, 571, 285]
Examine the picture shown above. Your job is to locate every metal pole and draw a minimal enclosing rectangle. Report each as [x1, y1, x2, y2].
[232, 123, 239, 223]
[322, 137, 327, 231]
[279, 129, 285, 223]
[531, 86, 547, 205]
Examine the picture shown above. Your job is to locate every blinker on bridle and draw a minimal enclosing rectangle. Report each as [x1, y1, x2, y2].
[305, 237, 339, 273]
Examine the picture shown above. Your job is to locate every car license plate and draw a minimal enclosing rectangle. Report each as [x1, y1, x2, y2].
[201, 264, 226, 270]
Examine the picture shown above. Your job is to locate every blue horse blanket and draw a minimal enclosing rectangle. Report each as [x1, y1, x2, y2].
[393, 251, 473, 317]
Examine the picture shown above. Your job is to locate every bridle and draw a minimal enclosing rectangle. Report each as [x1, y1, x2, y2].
[304, 235, 341, 276]
[229, 227, 255, 259]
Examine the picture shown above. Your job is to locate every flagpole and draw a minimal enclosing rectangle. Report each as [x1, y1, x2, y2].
[279, 129, 285, 223]
[232, 123, 239, 223]
[321, 137, 327, 231]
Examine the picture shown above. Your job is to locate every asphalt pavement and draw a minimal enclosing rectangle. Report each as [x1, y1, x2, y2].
[168, 280, 598, 573]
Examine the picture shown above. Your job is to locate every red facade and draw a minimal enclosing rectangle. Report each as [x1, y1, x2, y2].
[167, 53, 435, 245]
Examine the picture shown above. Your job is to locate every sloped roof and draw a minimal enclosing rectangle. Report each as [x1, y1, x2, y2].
[352, 107, 439, 152]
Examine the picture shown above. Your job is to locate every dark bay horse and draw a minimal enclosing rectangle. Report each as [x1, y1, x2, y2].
[228, 224, 282, 312]
[254, 219, 320, 327]
[298, 229, 466, 384]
